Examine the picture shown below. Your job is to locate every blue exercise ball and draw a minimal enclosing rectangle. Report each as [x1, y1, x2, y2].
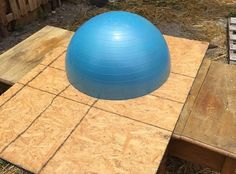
[66, 11, 170, 100]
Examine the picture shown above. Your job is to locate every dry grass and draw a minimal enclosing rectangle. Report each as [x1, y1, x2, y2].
[0, 160, 30, 174]
[71, 0, 236, 62]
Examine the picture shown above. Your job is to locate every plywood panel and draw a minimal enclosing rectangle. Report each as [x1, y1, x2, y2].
[60, 85, 96, 106]
[95, 95, 183, 131]
[18, 64, 46, 85]
[164, 36, 209, 78]
[40, 108, 171, 174]
[0, 27, 208, 174]
[0, 26, 73, 84]
[0, 83, 24, 106]
[151, 72, 194, 103]
[0, 86, 54, 152]
[182, 61, 236, 155]
[9, 0, 21, 19]
[28, 67, 69, 94]
[50, 52, 66, 70]
[1, 97, 90, 173]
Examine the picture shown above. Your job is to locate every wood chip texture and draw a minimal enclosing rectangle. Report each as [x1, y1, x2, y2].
[0, 26, 208, 174]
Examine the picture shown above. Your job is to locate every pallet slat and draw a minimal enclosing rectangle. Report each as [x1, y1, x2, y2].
[229, 51, 236, 60]
[230, 18, 236, 24]
[9, 0, 21, 19]
[0, 0, 61, 37]
[229, 25, 236, 31]
[18, 0, 28, 16]
[229, 41, 236, 51]
[228, 17, 236, 64]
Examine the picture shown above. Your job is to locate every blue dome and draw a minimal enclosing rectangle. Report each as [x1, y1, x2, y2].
[66, 11, 170, 100]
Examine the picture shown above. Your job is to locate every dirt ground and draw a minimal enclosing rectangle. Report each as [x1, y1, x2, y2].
[0, 0, 236, 174]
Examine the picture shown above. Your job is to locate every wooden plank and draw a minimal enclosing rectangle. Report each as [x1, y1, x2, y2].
[18, 0, 28, 16]
[230, 17, 236, 24]
[37, 0, 41, 7]
[229, 40, 236, 50]
[6, 13, 14, 23]
[33, 0, 38, 10]
[28, 0, 35, 11]
[37, 0, 42, 8]
[0, 26, 73, 84]
[182, 61, 236, 156]
[0, 4, 8, 25]
[40, 108, 171, 174]
[229, 31, 236, 40]
[221, 157, 236, 174]
[9, 0, 21, 19]
[228, 18, 236, 64]
[39, 46, 67, 66]
[174, 59, 211, 135]
[1, 97, 90, 173]
[168, 138, 225, 171]
[229, 24, 236, 31]
[229, 51, 236, 60]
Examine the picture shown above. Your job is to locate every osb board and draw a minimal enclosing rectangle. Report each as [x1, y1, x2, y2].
[0, 27, 208, 174]
[181, 61, 236, 156]
[40, 108, 171, 174]
[0, 25, 73, 85]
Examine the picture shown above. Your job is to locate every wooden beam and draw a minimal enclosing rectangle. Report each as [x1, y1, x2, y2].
[221, 157, 236, 174]
[9, 0, 21, 19]
[174, 58, 211, 135]
[6, 13, 14, 23]
[168, 138, 226, 172]
[18, 0, 28, 16]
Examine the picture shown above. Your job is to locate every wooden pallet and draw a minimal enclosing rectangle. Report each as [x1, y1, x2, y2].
[0, 0, 60, 37]
[228, 17, 236, 64]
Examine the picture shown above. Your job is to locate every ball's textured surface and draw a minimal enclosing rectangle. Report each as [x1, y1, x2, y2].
[66, 11, 170, 100]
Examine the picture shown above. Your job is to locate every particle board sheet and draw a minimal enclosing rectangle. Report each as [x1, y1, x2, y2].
[181, 61, 236, 156]
[0, 86, 55, 152]
[40, 108, 172, 174]
[0, 27, 208, 174]
[0, 83, 24, 106]
[1, 97, 90, 172]
[0, 26, 73, 85]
